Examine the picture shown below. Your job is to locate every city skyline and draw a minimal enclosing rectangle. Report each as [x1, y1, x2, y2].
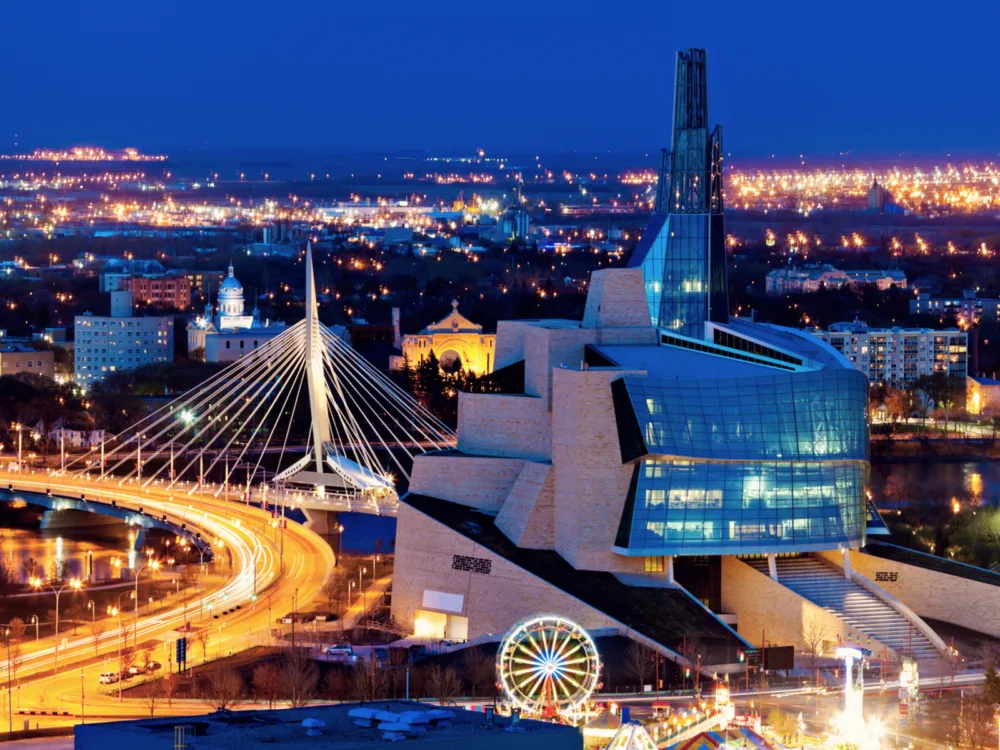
[7, 0, 1000, 155]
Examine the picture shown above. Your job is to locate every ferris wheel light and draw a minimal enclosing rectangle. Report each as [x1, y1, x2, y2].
[496, 614, 601, 719]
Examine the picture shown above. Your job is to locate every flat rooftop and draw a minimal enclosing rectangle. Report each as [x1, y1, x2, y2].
[76, 703, 579, 750]
[595, 343, 777, 379]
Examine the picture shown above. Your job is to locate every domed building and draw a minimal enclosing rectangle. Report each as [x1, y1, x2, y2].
[186, 262, 287, 362]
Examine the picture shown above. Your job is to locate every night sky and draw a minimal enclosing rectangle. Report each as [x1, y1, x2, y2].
[6, 0, 1000, 156]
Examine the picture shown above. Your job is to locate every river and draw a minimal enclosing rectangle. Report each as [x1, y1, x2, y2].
[871, 460, 1000, 505]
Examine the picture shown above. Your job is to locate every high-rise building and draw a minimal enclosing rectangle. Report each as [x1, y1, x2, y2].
[74, 291, 174, 386]
[628, 49, 727, 336]
[813, 320, 967, 387]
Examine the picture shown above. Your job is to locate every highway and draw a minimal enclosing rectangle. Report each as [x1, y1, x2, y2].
[0, 471, 337, 729]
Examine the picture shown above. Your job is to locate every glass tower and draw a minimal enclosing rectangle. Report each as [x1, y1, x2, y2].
[629, 49, 728, 337]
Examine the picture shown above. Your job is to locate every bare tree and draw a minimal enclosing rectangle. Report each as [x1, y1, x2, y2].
[0, 558, 16, 602]
[65, 603, 86, 635]
[88, 620, 107, 657]
[141, 643, 156, 670]
[323, 669, 349, 700]
[142, 678, 166, 718]
[320, 578, 340, 613]
[4, 618, 26, 685]
[459, 648, 493, 697]
[624, 640, 654, 689]
[193, 628, 209, 663]
[278, 650, 319, 708]
[252, 663, 280, 709]
[425, 664, 461, 705]
[802, 617, 829, 686]
[21, 558, 39, 584]
[963, 692, 996, 749]
[207, 669, 245, 710]
[350, 659, 389, 702]
[120, 645, 138, 678]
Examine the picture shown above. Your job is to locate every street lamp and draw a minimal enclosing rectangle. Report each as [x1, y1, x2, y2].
[13, 424, 21, 470]
[336, 523, 345, 566]
[29, 615, 38, 641]
[86, 600, 95, 624]
[359, 566, 367, 617]
[133, 559, 160, 648]
[29, 576, 82, 668]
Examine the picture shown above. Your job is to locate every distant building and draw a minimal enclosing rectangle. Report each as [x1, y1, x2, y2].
[121, 274, 191, 310]
[186, 262, 286, 362]
[910, 290, 1000, 324]
[867, 178, 905, 215]
[0, 345, 55, 380]
[391, 300, 495, 374]
[43, 420, 105, 450]
[813, 320, 967, 387]
[74, 291, 174, 387]
[843, 269, 908, 290]
[967, 375, 1000, 415]
[766, 264, 906, 296]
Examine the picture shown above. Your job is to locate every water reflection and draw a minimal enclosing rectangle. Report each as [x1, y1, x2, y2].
[0, 528, 130, 582]
[871, 461, 1000, 507]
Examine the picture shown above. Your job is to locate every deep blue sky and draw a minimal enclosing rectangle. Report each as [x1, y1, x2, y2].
[5, 0, 1000, 157]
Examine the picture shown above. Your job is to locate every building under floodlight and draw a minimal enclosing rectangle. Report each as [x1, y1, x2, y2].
[390, 49, 993, 671]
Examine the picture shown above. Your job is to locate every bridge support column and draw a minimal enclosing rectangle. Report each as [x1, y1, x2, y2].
[303, 508, 340, 537]
[767, 553, 778, 581]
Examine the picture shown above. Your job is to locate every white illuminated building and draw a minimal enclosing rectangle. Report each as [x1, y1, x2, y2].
[186, 262, 287, 362]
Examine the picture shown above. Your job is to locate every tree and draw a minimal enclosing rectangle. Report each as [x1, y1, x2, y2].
[884, 388, 911, 431]
[252, 663, 280, 709]
[193, 628, 209, 663]
[142, 678, 166, 718]
[0, 557, 16, 602]
[963, 691, 997, 749]
[21, 557, 39, 583]
[88, 620, 107, 657]
[320, 577, 340, 613]
[425, 664, 461, 705]
[120, 645, 138, 678]
[207, 669, 245, 710]
[66, 603, 87, 635]
[323, 668, 349, 701]
[278, 650, 319, 708]
[459, 648, 493, 697]
[802, 617, 829, 686]
[4, 618, 26, 685]
[983, 666, 1000, 705]
[624, 641, 654, 689]
[767, 708, 797, 744]
[350, 658, 389, 703]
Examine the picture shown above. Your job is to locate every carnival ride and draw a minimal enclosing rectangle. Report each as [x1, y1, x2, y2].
[495, 614, 602, 721]
[62, 246, 456, 515]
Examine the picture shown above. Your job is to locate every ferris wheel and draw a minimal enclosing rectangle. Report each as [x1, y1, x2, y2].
[496, 615, 602, 717]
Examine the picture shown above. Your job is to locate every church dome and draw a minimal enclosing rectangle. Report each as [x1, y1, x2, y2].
[219, 262, 243, 299]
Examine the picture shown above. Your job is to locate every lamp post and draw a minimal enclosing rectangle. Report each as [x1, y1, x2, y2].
[29, 576, 82, 668]
[14, 424, 22, 471]
[359, 566, 367, 617]
[86, 600, 95, 624]
[133, 560, 160, 649]
[336, 523, 345, 566]
[30, 615, 38, 641]
[1, 626, 10, 734]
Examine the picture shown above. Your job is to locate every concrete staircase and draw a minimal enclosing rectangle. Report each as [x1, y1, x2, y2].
[746, 555, 939, 661]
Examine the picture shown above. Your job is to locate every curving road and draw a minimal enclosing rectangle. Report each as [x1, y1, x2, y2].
[0, 472, 336, 727]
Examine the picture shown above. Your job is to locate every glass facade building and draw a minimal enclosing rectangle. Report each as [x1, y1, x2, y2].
[612, 368, 870, 556]
[629, 49, 727, 336]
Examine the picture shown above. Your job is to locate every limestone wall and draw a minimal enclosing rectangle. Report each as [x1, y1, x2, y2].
[523, 325, 596, 410]
[456, 392, 551, 461]
[848, 548, 1000, 639]
[391, 503, 623, 638]
[408, 454, 525, 513]
[494, 321, 530, 370]
[583, 268, 653, 329]
[720, 556, 897, 659]
[550, 367, 645, 574]
[495, 462, 555, 549]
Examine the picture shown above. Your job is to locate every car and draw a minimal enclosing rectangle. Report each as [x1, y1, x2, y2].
[98, 672, 120, 685]
[127, 666, 144, 677]
[145, 661, 162, 672]
[325, 643, 358, 664]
